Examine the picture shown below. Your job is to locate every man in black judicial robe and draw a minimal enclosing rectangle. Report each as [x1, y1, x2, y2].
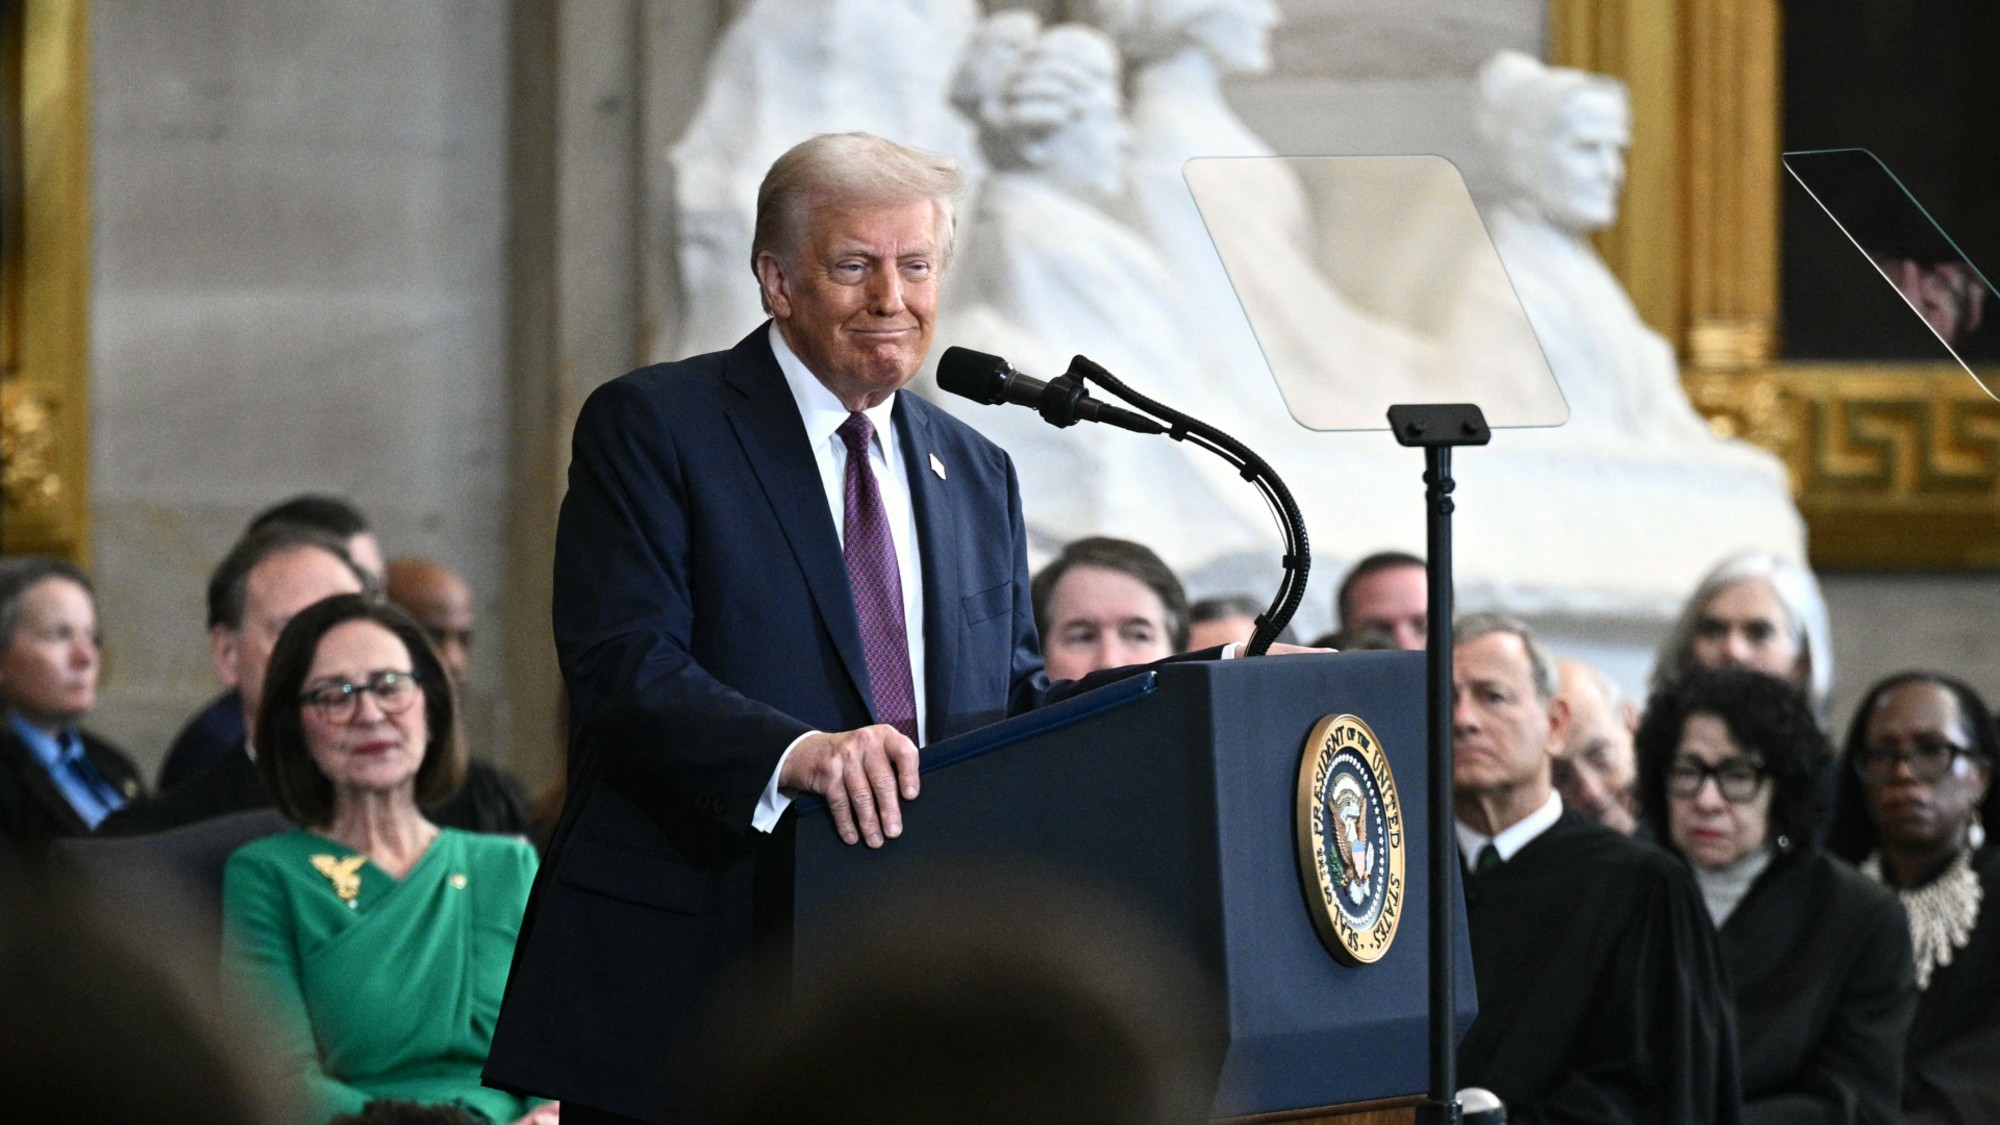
[1451, 613, 1740, 1124]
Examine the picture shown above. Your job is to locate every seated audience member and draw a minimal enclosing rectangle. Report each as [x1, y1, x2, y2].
[0, 558, 144, 850]
[1637, 667, 1914, 1124]
[384, 558, 474, 687]
[160, 493, 387, 790]
[1652, 551, 1832, 716]
[1553, 658, 1641, 835]
[1451, 612, 1738, 1123]
[98, 524, 369, 835]
[1184, 594, 1294, 652]
[385, 557, 531, 837]
[1334, 551, 1425, 651]
[1828, 672, 2000, 1123]
[1031, 537, 1187, 680]
[222, 594, 553, 1125]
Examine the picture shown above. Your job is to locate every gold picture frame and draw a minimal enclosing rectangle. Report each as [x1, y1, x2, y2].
[2, 0, 92, 564]
[1550, 0, 1998, 569]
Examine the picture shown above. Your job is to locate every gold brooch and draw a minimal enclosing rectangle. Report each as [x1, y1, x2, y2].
[311, 854, 367, 907]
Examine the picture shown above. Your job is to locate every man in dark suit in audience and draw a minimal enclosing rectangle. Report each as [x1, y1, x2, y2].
[1451, 612, 1741, 1122]
[484, 132, 1297, 1124]
[1334, 550, 1427, 651]
[1031, 536, 1186, 680]
[101, 529, 533, 838]
[154, 493, 386, 790]
[96, 524, 369, 834]
[385, 556, 532, 836]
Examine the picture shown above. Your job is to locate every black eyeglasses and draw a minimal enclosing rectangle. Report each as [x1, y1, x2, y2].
[1666, 756, 1768, 803]
[300, 669, 422, 723]
[1852, 739, 1974, 785]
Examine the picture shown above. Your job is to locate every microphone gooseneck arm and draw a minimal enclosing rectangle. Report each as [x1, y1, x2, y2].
[1064, 355, 1310, 658]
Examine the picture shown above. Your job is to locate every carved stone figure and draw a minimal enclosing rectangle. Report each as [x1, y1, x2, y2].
[1469, 50, 1768, 458]
[1091, 0, 1433, 407]
[931, 17, 1267, 560]
[664, 0, 979, 358]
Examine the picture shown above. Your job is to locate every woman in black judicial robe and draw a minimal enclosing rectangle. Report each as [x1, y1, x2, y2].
[1638, 669, 1915, 1125]
[1829, 672, 2000, 1125]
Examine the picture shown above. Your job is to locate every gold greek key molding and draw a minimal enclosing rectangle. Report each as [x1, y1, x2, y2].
[1778, 366, 2000, 567]
[2, 0, 92, 562]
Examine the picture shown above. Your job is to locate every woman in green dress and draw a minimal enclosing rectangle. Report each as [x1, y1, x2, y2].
[222, 593, 556, 1125]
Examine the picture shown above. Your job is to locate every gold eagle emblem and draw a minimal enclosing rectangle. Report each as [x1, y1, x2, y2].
[311, 854, 367, 904]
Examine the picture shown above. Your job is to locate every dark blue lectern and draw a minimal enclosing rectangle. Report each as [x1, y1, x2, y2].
[795, 651, 1477, 1120]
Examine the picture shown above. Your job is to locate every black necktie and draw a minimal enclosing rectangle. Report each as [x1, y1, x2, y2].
[1474, 843, 1502, 875]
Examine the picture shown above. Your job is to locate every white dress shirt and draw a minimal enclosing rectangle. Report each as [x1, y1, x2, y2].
[1455, 789, 1564, 870]
[754, 324, 929, 831]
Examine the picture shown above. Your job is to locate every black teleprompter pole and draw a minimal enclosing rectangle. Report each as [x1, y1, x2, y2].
[1389, 403, 1491, 1125]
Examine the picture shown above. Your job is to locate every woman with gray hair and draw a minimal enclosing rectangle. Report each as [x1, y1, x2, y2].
[0, 557, 143, 849]
[1652, 551, 1834, 717]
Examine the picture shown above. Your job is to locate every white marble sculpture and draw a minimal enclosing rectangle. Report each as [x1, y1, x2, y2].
[1091, 0, 1433, 414]
[657, 5, 1811, 657]
[1436, 51, 1805, 628]
[929, 17, 1269, 562]
[664, 0, 979, 358]
[1468, 50, 1771, 458]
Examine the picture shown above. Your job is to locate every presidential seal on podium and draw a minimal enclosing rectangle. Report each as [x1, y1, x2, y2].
[1296, 713, 1407, 965]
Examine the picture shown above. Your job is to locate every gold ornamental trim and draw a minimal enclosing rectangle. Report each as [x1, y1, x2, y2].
[2, 0, 93, 562]
[1295, 714, 1406, 967]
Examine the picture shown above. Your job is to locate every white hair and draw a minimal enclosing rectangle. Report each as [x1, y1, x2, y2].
[1474, 49, 1628, 188]
[1456, 611, 1561, 702]
[749, 132, 967, 309]
[1650, 551, 1834, 714]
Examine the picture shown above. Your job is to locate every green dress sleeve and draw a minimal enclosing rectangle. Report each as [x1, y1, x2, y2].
[221, 839, 375, 1122]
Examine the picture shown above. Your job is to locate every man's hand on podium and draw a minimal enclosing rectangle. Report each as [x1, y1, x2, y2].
[1229, 642, 1337, 658]
[780, 724, 921, 848]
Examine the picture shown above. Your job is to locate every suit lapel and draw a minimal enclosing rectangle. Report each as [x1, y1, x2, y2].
[1, 731, 90, 835]
[898, 397, 960, 740]
[721, 328, 875, 712]
[82, 733, 142, 802]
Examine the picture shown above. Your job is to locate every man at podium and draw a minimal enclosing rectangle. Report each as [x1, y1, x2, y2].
[484, 133, 1291, 1125]
[1450, 613, 1740, 1123]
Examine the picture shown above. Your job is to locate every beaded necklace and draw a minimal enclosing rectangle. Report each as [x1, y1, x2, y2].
[1863, 849, 1982, 990]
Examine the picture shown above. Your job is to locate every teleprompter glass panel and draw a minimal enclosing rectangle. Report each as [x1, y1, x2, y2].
[1784, 148, 2000, 401]
[1182, 155, 1566, 432]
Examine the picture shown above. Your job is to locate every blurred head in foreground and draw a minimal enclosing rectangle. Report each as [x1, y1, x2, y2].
[697, 868, 1218, 1125]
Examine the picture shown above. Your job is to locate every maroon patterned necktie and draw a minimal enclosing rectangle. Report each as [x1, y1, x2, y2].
[837, 412, 919, 742]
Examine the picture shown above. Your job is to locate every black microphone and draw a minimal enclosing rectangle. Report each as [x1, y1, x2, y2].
[936, 346, 1166, 435]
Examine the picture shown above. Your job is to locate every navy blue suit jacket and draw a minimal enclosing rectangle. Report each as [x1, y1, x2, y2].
[486, 326, 1062, 1120]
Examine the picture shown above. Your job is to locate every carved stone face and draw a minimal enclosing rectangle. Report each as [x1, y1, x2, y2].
[1185, 0, 1280, 75]
[1021, 93, 1133, 201]
[1519, 87, 1629, 234]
